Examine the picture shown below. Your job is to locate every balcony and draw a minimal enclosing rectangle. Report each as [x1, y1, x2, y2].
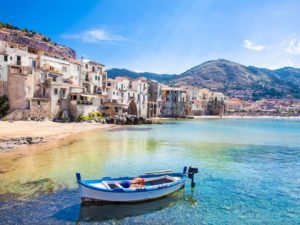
[77, 100, 93, 105]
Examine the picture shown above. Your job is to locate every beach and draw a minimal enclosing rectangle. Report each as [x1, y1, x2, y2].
[0, 121, 115, 152]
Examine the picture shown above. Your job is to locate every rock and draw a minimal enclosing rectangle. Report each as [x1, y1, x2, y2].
[144, 118, 153, 124]
[0, 137, 47, 151]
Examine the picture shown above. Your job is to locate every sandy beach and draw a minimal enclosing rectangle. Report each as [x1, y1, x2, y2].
[0, 121, 115, 152]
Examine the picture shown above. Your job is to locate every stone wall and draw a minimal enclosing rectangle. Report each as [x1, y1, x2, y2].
[30, 99, 51, 119]
[161, 101, 188, 117]
[69, 100, 99, 118]
[206, 100, 226, 115]
[7, 70, 34, 111]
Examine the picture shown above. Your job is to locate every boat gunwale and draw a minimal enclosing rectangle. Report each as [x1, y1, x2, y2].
[78, 172, 186, 193]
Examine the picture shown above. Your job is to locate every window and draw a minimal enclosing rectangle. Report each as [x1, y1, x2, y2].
[71, 95, 77, 100]
[95, 75, 97, 80]
[62, 66, 67, 72]
[107, 83, 111, 86]
[32, 60, 36, 68]
[50, 66, 54, 71]
[85, 64, 88, 69]
[54, 88, 58, 95]
[37, 100, 41, 105]
[16, 56, 21, 65]
[85, 74, 88, 81]
[53, 77, 57, 82]
[61, 89, 66, 98]
[4, 55, 8, 62]
[92, 66, 95, 72]
[42, 87, 46, 97]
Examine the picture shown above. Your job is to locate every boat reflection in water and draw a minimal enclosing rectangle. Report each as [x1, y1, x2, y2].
[78, 190, 196, 222]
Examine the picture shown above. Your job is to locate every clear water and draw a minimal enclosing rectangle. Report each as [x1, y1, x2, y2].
[0, 119, 300, 224]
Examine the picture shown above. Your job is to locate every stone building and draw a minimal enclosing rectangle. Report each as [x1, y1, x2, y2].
[160, 86, 188, 117]
[0, 39, 108, 120]
[147, 80, 162, 117]
[104, 76, 148, 117]
[68, 60, 107, 118]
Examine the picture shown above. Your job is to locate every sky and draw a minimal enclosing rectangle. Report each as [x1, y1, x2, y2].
[1, 0, 300, 74]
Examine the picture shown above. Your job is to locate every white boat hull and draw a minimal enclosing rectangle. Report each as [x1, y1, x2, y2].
[78, 180, 185, 202]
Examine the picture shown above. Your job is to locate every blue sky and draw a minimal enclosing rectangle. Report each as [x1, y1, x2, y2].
[1, 0, 300, 73]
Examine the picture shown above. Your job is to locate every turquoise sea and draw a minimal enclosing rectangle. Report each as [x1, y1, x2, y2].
[0, 118, 300, 224]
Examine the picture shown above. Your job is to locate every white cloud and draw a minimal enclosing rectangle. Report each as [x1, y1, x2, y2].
[283, 39, 300, 55]
[62, 28, 124, 43]
[243, 40, 265, 51]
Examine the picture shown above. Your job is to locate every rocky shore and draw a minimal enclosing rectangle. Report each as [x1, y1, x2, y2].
[0, 137, 47, 151]
[103, 115, 161, 125]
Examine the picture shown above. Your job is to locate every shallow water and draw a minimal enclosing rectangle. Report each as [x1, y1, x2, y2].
[0, 118, 300, 224]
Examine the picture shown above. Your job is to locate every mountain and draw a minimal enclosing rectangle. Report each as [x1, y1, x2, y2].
[0, 22, 76, 59]
[174, 59, 300, 100]
[107, 60, 300, 100]
[106, 68, 175, 83]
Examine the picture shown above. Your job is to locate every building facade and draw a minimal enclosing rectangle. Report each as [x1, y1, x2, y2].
[0, 38, 227, 120]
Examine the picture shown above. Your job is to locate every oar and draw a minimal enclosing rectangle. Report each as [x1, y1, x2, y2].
[144, 170, 173, 174]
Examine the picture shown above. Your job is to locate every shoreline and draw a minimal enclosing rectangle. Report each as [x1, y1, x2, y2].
[0, 121, 115, 153]
[159, 115, 300, 120]
[1, 115, 299, 153]
[192, 115, 300, 120]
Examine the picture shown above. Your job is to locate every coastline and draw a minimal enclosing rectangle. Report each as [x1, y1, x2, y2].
[0, 121, 115, 153]
[192, 115, 300, 120]
[159, 115, 300, 120]
[1, 115, 299, 153]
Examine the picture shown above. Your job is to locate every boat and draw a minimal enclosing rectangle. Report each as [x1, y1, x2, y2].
[76, 166, 198, 203]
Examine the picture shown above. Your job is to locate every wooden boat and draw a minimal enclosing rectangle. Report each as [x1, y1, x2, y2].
[76, 166, 198, 203]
